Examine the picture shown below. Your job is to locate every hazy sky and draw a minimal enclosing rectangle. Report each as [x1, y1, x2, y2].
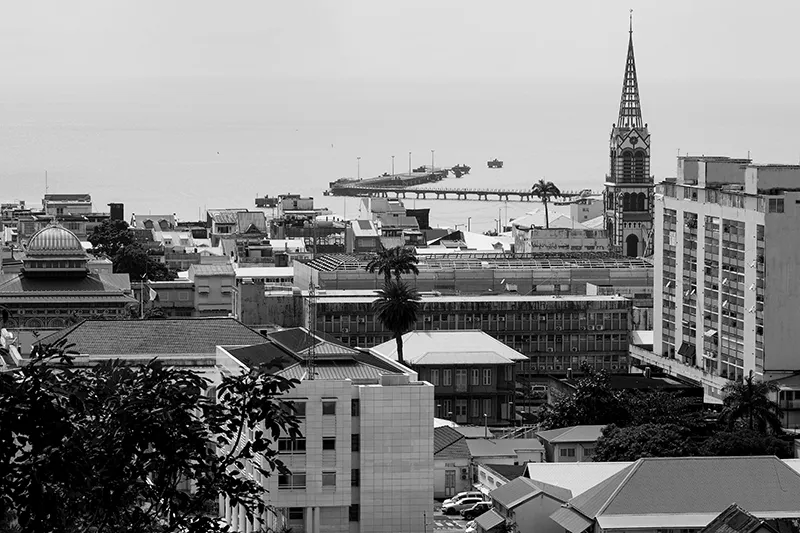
[1, 0, 798, 84]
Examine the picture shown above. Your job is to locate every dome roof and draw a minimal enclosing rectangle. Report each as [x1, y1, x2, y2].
[26, 224, 86, 257]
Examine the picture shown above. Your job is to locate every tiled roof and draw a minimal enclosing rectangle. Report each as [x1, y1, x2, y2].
[372, 331, 528, 365]
[563, 457, 800, 527]
[435, 426, 465, 453]
[536, 425, 606, 444]
[474, 509, 504, 530]
[39, 318, 267, 356]
[189, 263, 234, 276]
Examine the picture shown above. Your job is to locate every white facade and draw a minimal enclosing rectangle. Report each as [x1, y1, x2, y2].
[650, 157, 800, 401]
[218, 350, 434, 533]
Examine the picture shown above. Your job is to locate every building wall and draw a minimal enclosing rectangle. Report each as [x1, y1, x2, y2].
[314, 297, 632, 376]
[434, 458, 471, 499]
[511, 494, 567, 533]
[192, 273, 234, 316]
[551, 442, 596, 463]
[571, 200, 604, 223]
[359, 380, 434, 533]
[514, 228, 609, 253]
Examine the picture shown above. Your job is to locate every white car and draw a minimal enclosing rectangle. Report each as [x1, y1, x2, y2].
[442, 491, 484, 507]
[465, 520, 478, 533]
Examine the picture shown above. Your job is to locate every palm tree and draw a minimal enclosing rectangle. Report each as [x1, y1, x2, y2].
[373, 280, 421, 365]
[719, 372, 783, 434]
[365, 245, 419, 282]
[531, 178, 561, 229]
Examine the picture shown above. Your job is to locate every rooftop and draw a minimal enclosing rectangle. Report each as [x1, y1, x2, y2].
[490, 476, 572, 509]
[434, 426, 471, 461]
[526, 461, 634, 497]
[483, 463, 529, 482]
[702, 504, 800, 533]
[466, 438, 544, 457]
[303, 252, 652, 272]
[536, 425, 606, 444]
[552, 456, 800, 532]
[315, 294, 630, 305]
[372, 331, 528, 366]
[189, 263, 234, 276]
[39, 317, 267, 357]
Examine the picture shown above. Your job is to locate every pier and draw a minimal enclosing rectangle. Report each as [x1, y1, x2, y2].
[325, 183, 599, 202]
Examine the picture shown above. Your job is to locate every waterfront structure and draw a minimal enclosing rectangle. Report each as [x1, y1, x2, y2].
[312, 293, 632, 377]
[294, 252, 653, 296]
[632, 157, 800, 402]
[372, 331, 527, 424]
[217, 328, 433, 533]
[603, 21, 654, 257]
[0, 224, 136, 332]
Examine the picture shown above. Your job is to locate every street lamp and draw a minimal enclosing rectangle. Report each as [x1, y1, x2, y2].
[494, 218, 500, 234]
[357, 156, 361, 180]
[484, 413, 488, 437]
[431, 149, 435, 173]
[467, 217, 472, 232]
[391, 155, 395, 176]
[408, 151, 412, 175]
[509, 401, 516, 427]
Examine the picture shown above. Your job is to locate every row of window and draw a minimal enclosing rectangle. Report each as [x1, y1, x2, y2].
[429, 368, 500, 387]
[277, 434, 360, 454]
[282, 399, 361, 418]
[437, 398, 494, 419]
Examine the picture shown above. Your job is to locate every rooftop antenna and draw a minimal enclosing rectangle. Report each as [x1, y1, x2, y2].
[306, 281, 317, 380]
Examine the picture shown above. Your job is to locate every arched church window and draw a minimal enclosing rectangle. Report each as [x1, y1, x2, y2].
[637, 193, 646, 211]
[634, 151, 646, 181]
[622, 151, 633, 182]
[622, 193, 631, 211]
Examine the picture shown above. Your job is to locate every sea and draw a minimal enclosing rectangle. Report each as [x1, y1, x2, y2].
[2, 76, 799, 234]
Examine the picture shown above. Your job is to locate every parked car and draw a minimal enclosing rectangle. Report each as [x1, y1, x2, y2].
[442, 491, 484, 507]
[465, 520, 478, 533]
[461, 501, 492, 520]
[442, 497, 486, 515]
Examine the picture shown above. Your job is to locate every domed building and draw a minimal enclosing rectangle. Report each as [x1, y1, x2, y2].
[0, 224, 136, 330]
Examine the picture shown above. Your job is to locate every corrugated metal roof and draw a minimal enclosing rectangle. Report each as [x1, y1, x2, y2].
[550, 506, 593, 533]
[474, 509, 505, 530]
[466, 438, 544, 457]
[536, 425, 606, 444]
[278, 361, 389, 381]
[372, 331, 528, 365]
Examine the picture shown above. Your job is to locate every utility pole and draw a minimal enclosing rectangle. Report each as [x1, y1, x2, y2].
[391, 155, 395, 176]
[408, 152, 412, 175]
[357, 157, 361, 180]
[431, 150, 435, 173]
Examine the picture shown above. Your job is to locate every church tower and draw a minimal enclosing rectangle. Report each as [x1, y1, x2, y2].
[604, 15, 654, 257]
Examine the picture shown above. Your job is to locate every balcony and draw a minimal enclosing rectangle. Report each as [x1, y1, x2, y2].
[629, 345, 725, 404]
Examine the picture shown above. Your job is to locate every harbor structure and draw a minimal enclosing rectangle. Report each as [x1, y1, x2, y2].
[603, 19, 654, 257]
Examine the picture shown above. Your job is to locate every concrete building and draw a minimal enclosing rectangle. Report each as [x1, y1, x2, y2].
[372, 331, 527, 424]
[512, 226, 610, 254]
[634, 156, 800, 402]
[603, 24, 654, 257]
[570, 198, 604, 225]
[295, 252, 653, 297]
[534, 426, 605, 463]
[131, 213, 177, 231]
[311, 294, 633, 377]
[187, 263, 235, 317]
[345, 220, 380, 254]
[216, 328, 434, 533]
[43, 193, 93, 216]
[434, 426, 472, 499]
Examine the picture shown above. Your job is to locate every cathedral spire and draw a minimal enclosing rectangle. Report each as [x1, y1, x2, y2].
[618, 10, 643, 129]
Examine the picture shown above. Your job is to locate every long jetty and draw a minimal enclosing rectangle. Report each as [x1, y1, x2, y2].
[326, 183, 599, 202]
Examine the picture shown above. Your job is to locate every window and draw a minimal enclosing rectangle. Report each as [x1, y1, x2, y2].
[351, 399, 360, 417]
[349, 504, 360, 522]
[322, 437, 336, 450]
[455, 369, 467, 389]
[278, 473, 306, 490]
[351, 468, 360, 487]
[288, 508, 304, 520]
[584, 447, 595, 458]
[471, 399, 480, 417]
[351, 433, 360, 452]
[430, 369, 440, 386]
[505, 365, 513, 382]
[768, 198, 785, 213]
[483, 369, 492, 386]
[560, 448, 576, 458]
[286, 401, 306, 418]
[443, 369, 452, 386]
[322, 472, 336, 487]
[322, 401, 336, 415]
[471, 368, 480, 385]
[278, 438, 307, 454]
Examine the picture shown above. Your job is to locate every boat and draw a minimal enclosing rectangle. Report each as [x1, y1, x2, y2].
[451, 164, 471, 178]
[487, 158, 504, 169]
[413, 165, 427, 173]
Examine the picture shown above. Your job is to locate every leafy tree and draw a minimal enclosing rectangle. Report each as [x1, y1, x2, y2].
[365, 245, 419, 282]
[538, 363, 629, 429]
[593, 423, 699, 461]
[88, 219, 134, 257]
[623, 390, 708, 432]
[699, 429, 792, 458]
[531, 178, 561, 229]
[719, 373, 783, 435]
[0, 340, 301, 533]
[373, 280, 421, 365]
[114, 243, 176, 281]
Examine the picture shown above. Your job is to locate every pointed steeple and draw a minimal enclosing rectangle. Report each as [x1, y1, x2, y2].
[617, 10, 643, 129]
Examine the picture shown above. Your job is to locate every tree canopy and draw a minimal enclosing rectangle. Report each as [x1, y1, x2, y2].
[365, 246, 420, 282]
[593, 423, 699, 462]
[0, 340, 301, 533]
[718, 373, 783, 434]
[531, 179, 561, 229]
[373, 280, 421, 364]
[88, 219, 176, 281]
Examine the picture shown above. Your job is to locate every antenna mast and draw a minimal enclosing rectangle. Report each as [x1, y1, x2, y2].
[306, 281, 317, 380]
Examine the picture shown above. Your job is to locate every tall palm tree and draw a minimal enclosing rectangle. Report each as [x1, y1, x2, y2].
[373, 280, 421, 365]
[365, 245, 419, 282]
[719, 372, 783, 434]
[531, 178, 561, 229]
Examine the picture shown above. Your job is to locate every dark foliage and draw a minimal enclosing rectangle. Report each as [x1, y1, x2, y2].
[88, 219, 176, 281]
[593, 423, 700, 461]
[719, 373, 783, 435]
[0, 339, 301, 533]
[373, 280, 421, 364]
[699, 429, 793, 458]
[365, 246, 420, 282]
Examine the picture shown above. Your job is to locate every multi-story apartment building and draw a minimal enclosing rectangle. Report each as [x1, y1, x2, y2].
[216, 328, 434, 533]
[310, 294, 632, 377]
[635, 156, 800, 402]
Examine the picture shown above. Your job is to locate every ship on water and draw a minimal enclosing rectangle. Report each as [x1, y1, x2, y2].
[487, 158, 504, 168]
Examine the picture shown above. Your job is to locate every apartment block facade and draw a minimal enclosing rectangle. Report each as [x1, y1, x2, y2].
[647, 156, 800, 401]
[311, 294, 633, 377]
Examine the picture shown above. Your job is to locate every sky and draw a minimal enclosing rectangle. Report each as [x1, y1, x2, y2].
[0, 0, 798, 84]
